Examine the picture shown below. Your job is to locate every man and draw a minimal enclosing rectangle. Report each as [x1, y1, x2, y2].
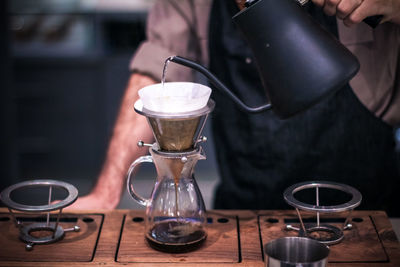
[71, 0, 400, 216]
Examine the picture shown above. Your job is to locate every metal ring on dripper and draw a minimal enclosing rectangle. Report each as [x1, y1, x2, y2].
[134, 98, 215, 151]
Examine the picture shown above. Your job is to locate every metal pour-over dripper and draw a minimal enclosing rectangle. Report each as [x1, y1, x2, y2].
[283, 181, 362, 245]
[134, 82, 214, 151]
[0, 180, 80, 251]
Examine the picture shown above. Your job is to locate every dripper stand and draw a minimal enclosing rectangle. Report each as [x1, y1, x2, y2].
[0, 180, 80, 251]
[283, 181, 362, 245]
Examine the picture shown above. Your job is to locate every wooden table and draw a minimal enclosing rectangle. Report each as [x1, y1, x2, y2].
[0, 209, 399, 266]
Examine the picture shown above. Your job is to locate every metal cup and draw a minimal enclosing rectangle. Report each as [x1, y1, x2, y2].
[265, 237, 329, 267]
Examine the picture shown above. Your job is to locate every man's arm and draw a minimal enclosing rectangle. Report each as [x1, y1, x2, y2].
[312, 0, 400, 26]
[69, 73, 156, 210]
[68, 0, 208, 210]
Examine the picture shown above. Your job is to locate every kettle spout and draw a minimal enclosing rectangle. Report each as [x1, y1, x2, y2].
[168, 56, 272, 114]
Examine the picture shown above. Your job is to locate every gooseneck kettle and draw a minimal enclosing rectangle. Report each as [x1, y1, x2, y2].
[169, 0, 362, 119]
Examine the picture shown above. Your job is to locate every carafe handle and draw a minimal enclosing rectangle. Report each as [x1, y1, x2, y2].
[126, 155, 153, 207]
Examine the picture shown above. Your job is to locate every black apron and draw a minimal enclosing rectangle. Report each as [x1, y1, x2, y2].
[208, 0, 400, 216]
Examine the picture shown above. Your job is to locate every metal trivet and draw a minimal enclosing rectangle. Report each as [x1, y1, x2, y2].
[0, 180, 80, 250]
[283, 181, 362, 245]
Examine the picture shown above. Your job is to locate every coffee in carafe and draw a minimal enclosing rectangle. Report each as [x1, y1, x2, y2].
[127, 144, 209, 253]
[127, 82, 214, 253]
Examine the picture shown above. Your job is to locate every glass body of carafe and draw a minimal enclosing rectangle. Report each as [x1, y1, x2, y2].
[126, 144, 207, 253]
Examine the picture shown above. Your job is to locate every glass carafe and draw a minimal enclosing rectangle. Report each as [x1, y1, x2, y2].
[126, 144, 207, 253]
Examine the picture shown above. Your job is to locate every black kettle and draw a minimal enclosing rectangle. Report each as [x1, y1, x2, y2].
[169, 0, 361, 119]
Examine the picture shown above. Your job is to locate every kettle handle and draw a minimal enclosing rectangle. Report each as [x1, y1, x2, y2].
[126, 155, 153, 207]
[245, 0, 383, 28]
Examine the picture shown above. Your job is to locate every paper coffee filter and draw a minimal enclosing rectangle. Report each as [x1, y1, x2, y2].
[138, 82, 211, 113]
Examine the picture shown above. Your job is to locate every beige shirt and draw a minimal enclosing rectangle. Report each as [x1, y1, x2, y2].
[131, 0, 400, 126]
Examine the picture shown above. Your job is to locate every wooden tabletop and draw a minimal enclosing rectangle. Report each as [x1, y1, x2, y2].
[0, 209, 399, 266]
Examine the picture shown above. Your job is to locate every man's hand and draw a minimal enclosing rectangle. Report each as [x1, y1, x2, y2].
[311, 0, 400, 26]
[66, 193, 115, 210]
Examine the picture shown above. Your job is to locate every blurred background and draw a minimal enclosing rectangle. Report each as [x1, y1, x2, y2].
[0, 0, 220, 210]
[1, 0, 399, 219]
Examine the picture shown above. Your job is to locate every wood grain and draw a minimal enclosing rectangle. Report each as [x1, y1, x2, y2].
[0, 213, 103, 262]
[0, 209, 398, 266]
[117, 210, 239, 263]
[259, 213, 387, 262]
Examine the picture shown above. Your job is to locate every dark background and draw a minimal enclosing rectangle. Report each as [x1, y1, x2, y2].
[0, 0, 149, 199]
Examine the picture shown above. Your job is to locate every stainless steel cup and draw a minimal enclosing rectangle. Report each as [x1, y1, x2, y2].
[265, 237, 329, 267]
